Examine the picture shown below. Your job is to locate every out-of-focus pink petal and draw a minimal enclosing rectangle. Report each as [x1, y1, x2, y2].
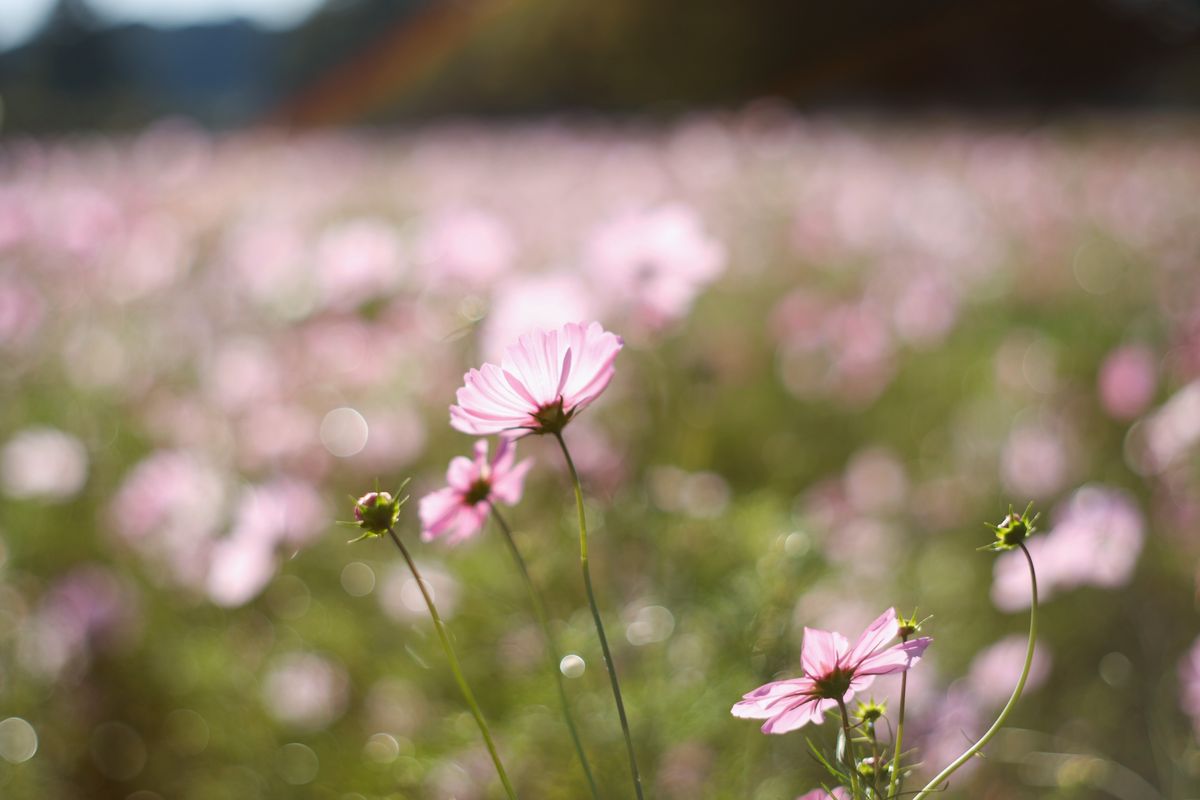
[445, 456, 475, 491]
[797, 787, 850, 800]
[419, 487, 463, 541]
[491, 458, 533, 505]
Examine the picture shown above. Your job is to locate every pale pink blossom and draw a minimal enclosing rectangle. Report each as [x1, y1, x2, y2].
[732, 608, 931, 734]
[584, 204, 725, 327]
[0, 427, 88, 502]
[419, 439, 532, 544]
[1098, 345, 1157, 420]
[797, 789, 850, 800]
[992, 485, 1144, 610]
[1179, 635, 1200, 739]
[967, 635, 1052, 708]
[480, 273, 593, 361]
[313, 217, 404, 310]
[450, 321, 623, 436]
[416, 207, 515, 287]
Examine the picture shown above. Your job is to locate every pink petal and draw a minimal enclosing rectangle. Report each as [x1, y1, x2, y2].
[761, 696, 836, 734]
[445, 455, 476, 492]
[855, 637, 932, 677]
[801, 628, 848, 678]
[846, 608, 900, 668]
[491, 458, 533, 505]
[419, 487, 466, 541]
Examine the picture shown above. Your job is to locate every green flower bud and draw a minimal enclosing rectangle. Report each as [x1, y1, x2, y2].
[981, 501, 1039, 553]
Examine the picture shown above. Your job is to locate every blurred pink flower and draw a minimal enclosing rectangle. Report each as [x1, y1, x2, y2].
[992, 485, 1144, 610]
[1180, 636, 1200, 739]
[450, 321, 623, 436]
[480, 273, 593, 360]
[732, 608, 931, 734]
[1001, 420, 1069, 499]
[1099, 345, 1157, 420]
[313, 217, 404, 310]
[797, 789, 850, 800]
[967, 635, 1051, 708]
[0, 427, 88, 502]
[419, 439, 532, 544]
[0, 275, 45, 349]
[18, 565, 140, 680]
[416, 207, 516, 287]
[584, 203, 725, 328]
[261, 651, 349, 730]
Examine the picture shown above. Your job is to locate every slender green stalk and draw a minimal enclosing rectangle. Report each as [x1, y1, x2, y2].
[867, 720, 882, 798]
[553, 431, 645, 800]
[837, 699, 862, 798]
[385, 528, 519, 800]
[911, 543, 1038, 800]
[886, 656, 910, 798]
[489, 506, 602, 799]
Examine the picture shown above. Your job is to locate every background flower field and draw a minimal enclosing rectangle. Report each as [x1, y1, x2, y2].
[2, 114, 1200, 799]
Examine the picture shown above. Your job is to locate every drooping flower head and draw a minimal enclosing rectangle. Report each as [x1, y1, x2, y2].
[450, 321, 623, 437]
[732, 608, 931, 735]
[419, 439, 533, 545]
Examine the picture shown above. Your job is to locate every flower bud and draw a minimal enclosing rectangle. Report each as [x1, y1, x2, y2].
[982, 501, 1039, 552]
[352, 490, 403, 538]
[855, 699, 886, 724]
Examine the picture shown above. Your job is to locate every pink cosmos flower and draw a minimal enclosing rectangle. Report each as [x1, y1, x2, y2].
[418, 438, 533, 544]
[797, 789, 850, 800]
[450, 321, 623, 437]
[732, 608, 931, 735]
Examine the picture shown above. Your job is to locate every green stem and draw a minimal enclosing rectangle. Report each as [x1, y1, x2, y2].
[490, 506, 602, 799]
[837, 699, 861, 798]
[385, 528, 519, 800]
[886, 670, 909, 799]
[868, 722, 882, 798]
[911, 543, 1038, 800]
[554, 431, 645, 800]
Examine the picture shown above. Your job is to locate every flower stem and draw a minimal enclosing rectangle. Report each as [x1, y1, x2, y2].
[911, 543, 1039, 800]
[886, 655, 910, 798]
[385, 528, 519, 800]
[837, 699, 862, 798]
[868, 721, 883, 798]
[490, 506, 602, 799]
[554, 432, 645, 800]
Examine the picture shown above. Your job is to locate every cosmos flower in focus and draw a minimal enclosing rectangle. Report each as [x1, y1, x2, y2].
[419, 439, 532, 545]
[732, 608, 931, 735]
[450, 321, 623, 437]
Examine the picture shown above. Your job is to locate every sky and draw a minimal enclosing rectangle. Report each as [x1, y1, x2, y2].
[0, 0, 326, 50]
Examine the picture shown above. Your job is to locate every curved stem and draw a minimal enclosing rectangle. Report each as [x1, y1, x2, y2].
[385, 529, 519, 800]
[912, 543, 1038, 800]
[490, 506, 602, 799]
[886, 670, 909, 799]
[554, 432, 645, 800]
